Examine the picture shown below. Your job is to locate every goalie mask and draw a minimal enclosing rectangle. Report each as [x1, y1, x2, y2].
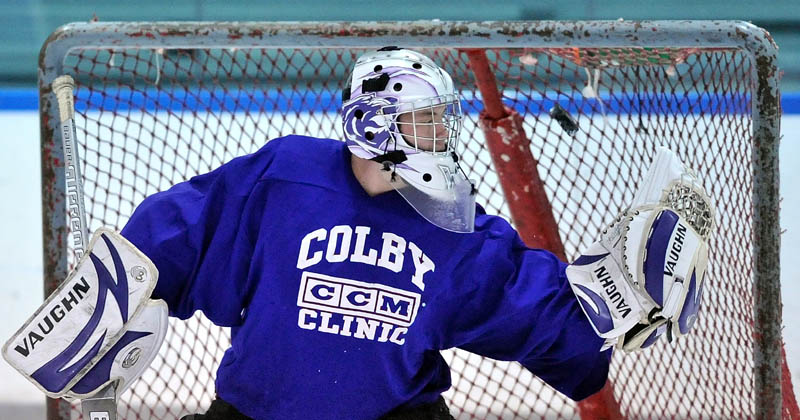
[342, 47, 476, 233]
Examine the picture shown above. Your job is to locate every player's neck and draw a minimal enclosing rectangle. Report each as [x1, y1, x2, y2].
[350, 155, 395, 197]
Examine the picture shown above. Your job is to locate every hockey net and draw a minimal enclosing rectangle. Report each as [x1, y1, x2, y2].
[39, 22, 792, 419]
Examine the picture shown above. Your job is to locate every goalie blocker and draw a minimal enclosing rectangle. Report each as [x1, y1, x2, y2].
[2, 229, 168, 400]
[566, 148, 714, 352]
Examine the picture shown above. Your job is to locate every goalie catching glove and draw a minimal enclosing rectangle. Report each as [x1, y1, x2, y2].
[566, 148, 714, 352]
[2, 229, 167, 400]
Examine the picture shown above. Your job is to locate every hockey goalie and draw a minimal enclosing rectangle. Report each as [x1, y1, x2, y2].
[3, 47, 713, 420]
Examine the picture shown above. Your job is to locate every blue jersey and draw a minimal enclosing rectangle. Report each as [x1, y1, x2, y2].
[121, 135, 609, 420]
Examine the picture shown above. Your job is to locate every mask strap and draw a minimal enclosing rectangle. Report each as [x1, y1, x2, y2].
[371, 150, 407, 182]
[451, 152, 477, 196]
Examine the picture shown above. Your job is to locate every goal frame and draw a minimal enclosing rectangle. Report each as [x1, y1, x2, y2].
[38, 20, 784, 419]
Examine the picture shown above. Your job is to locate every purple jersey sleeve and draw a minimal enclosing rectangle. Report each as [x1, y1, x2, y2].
[441, 210, 611, 401]
[120, 140, 278, 326]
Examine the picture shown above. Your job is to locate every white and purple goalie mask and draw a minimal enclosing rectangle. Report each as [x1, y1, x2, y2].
[341, 47, 476, 233]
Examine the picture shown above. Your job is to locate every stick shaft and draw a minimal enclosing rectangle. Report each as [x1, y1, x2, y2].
[52, 75, 89, 259]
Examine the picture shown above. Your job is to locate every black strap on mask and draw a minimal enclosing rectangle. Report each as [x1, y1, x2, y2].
[342, 84, 351, 102]
[451, 152, 477, 196]
[370, 150, 407, 183]
[362, 73, 390, 93]
[370, 150, 407, 166]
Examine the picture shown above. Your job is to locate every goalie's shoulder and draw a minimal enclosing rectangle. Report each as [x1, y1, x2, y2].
[262, 135, 362, 194]
[261, 134, 341, 160]
[189, 135, 339, 189]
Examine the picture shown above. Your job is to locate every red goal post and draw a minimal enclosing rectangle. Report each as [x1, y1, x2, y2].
[37, 21, 793, 419]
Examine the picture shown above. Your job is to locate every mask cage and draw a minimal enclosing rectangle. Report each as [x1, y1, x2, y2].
[381, 94, 462, 156]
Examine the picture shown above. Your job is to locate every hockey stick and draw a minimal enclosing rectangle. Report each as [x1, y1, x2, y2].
[52, 75, 90, 259]
[52, 75, 118, 420]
